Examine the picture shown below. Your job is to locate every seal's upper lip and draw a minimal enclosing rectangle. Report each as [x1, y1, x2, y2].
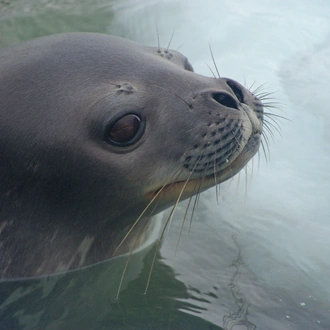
[147, 132, 261, 202]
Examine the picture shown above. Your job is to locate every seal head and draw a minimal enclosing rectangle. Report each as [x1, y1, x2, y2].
[0, 33, 263, 278]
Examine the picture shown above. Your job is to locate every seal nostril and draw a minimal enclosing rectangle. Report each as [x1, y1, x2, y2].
[226, 81, 244, 103]
[212, 92, 238, 109]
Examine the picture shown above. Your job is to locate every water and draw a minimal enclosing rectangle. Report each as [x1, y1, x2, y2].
[0, 0, 329, 329]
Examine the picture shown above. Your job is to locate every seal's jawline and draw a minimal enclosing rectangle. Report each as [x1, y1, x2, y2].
[147, 133, 261, 201]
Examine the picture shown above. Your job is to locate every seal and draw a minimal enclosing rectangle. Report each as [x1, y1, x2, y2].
[0, 32, 264, 279]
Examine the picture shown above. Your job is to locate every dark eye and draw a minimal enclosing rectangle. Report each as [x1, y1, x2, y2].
[105, 114, 144, 147]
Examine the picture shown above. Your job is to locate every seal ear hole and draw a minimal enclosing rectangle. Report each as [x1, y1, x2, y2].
[212, 92, 238, 110]
[104, 114, 145, 147]
[226, 81, 244, 103]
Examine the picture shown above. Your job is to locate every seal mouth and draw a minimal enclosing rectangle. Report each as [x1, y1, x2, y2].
[147, 132, 261, 203]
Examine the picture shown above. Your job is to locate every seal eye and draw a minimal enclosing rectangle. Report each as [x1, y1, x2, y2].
[105, 114, 143, 146]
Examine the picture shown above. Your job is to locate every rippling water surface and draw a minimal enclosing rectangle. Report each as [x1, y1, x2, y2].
[0, 1, 329, 329]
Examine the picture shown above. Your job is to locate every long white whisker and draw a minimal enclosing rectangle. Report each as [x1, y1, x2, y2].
[144, 171, 193, 294]
[113, 168, 182, 256]
[115, 203, 158, 300]
[166, 29, 175, 51]
[208, 43, 221, 78]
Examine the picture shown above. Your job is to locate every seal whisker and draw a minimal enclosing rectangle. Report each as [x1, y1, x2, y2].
[264, 112, 289, 121]
[244, 165, 248, 204]
[262, 104, 284, 112]
[166, 169, 192, 232]
[208, 43, 221, 78]
[262, 130, 271, 158]
[214, 153, 220, 204]
[152, 84, 193, 109]
[231, 129, 243, 149]
[264, 113, 287, 128]
[115, 203, 158, 300]
[263, 111, 285, 139]
[166, 29, 175, 51]
[189, 177, 205, 233]
[264, 118, 282, 137]
[175, 191, 195, 256]
[187, 155, 207, 223]
[247, 80, 257, 92]
[116, 161, 191, 297]
[173, 177, 202, 248]
[205, 61, 217, 79]
[256, 91, 275, 100]
[225, 169, 236, 195]
[260, 139, 269, 163]
[263, 122, 275, 140]
[155, 21, 160, 51]
[116, 165, 187, 297]
[143, 227, 165, 295]
[259, 98, 281, 105]
[257, 148, 261, 173]
[214, 138, 233, 197]
[115, 251, 131, 300]
[250, 156, 255, 181]
[243, 76, 248, 90]
[144, 169, 193, 294]
[174, 165, 201, 256]
[175, 40, 188, 52]
[112, 167, 183, 257]
[257, 95, 285, 113]
[262, 129, 274, 152]
[250, 82, 268, 95]
[235, 171, 242, 195]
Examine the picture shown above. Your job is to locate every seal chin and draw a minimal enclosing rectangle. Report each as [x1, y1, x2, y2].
[218, 132, 261, 181]
[147, 132, 261, 203]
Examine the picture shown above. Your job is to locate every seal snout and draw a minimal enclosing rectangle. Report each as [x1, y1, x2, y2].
[177, 78, 264, 183]
[150, 76, 265, 204]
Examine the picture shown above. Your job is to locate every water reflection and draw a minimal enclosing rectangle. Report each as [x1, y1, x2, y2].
[0, 246, 224, 329]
